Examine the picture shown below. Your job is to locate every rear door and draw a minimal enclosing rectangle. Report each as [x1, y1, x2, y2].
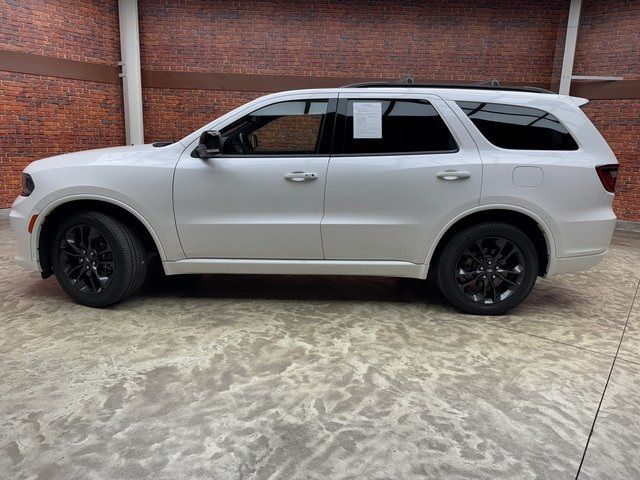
[321, 92, 482, 264]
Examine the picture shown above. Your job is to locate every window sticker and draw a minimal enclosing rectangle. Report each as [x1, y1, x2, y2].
[353, 102, 382, 139]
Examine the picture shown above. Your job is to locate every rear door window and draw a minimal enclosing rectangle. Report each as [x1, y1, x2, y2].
[339, 99, 458, 155]
[456, 101, 578, 150]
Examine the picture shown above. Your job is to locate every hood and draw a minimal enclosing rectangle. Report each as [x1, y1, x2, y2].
[26, 144, 160, 173]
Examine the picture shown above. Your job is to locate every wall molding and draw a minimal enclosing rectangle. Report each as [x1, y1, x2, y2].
[570, 80, 640, 100]
[0, 50, 120, 84]
[1, 49, 639, 99]
[140, 70, 555, 93]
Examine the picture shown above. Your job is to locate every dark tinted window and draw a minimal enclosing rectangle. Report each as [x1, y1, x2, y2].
[342, 100, 457, 154]
[457, 101, 578, 150]
[220, 100, 328, 155]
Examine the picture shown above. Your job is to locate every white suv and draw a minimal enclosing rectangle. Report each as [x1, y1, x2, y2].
[10, 82, 618, 314]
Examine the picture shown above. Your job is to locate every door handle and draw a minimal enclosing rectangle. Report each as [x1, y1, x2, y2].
[437, 170, 471, 181]
[284, 171, 318, 182]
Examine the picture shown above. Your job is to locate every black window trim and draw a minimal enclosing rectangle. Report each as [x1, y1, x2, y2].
[455, 101, 581, 152]
[331, 97, 460, 157]
[204, 97, 338, 158]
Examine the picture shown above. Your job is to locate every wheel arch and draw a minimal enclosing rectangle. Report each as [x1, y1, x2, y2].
[427, 206, 555, 277]
[35, 196, 166, 278]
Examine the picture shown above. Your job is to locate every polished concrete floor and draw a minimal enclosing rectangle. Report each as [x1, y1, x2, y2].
[1, 220, 639, 480]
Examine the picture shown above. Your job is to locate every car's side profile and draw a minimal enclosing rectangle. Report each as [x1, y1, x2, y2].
[10, 83, 618, 314]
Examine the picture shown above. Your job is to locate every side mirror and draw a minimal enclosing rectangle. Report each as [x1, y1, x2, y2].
[195, 130, 222, 158]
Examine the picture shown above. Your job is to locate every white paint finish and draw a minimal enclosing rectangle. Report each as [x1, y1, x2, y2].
[423, 203, 558, 278]
[512, 166, 543, 187]
[118, 0, 144, 144]
[322, 93, 482, 264]
[548, 251, 606, 276]
[570, 96, 590, 107]
[559, 0, 583, 95]
[9, 86, 617, 282]
[173, 155, 329, 259]
[163, 258, 426, 278]
[10, 143, 185, 263]
[8, 197, 31, 266]
[173, 91, 335, 260]
[446, 97, 617, 259]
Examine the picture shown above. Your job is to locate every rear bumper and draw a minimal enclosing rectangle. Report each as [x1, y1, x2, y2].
[546, 251, 606, 276]
[544, 200, 615, 276]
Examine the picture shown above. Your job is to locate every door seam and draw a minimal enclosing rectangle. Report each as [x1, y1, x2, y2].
[319, 96, 341, 259]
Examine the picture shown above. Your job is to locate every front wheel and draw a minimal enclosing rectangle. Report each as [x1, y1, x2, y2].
[434, 222, 538, 315]
[50, 211, 147, 307]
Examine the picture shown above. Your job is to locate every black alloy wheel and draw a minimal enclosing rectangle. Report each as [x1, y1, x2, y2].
[59, 224, 115, 294]
[455, 236, 526, 305]
[51, 210, 147, 307]
[435, 222, 538, 315]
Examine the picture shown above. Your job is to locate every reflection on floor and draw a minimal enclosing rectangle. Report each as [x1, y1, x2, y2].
[0, 221, 639, 480]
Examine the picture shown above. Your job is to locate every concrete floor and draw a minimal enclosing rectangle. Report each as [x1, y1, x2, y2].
[1, 220, 639, 480]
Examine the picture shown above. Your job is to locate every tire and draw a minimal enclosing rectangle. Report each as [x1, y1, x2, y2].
[50, 210, 147, 307]
[434, 222, 538, 315]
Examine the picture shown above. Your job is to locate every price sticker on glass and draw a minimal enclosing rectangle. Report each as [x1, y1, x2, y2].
[353, 102, 382, 139]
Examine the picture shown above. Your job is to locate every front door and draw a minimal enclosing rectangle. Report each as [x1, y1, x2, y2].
[174, 97, 335, 259]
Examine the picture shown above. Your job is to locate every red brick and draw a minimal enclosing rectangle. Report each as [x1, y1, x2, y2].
[1, 0, 639, 223]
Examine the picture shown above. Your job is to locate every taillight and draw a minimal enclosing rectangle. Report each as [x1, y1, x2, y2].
[596, 164, 618, 193]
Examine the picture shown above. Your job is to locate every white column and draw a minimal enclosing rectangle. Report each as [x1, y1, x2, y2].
[118, 0, 144, 144]
[558, 0, 583, 95]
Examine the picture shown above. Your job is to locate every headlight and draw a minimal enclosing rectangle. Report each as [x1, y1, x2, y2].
[21, 173, 34, 197]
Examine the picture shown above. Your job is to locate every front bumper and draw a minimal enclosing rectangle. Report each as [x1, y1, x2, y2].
[9, 195, 40, 272]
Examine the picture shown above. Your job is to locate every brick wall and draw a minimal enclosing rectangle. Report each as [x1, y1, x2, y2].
[573, 0, 640, 222]
[0, 0, 120, 64]
[0, 0, 123, 208]
[583, 100, 640, 220]
[138, 0, 567, 79]
[142, 88, 257, 143]
[138, 0, 569, 141]
[1, 0, 639, 222]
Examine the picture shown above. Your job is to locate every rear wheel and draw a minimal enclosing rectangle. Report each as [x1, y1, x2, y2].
[435, 222, 538, 315]
[50, 211, 147, 307]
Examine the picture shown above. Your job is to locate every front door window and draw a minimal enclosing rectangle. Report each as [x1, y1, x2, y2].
[221, 100, 328, 155]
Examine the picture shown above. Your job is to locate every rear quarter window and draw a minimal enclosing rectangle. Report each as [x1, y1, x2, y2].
[456, 101, 578, 151]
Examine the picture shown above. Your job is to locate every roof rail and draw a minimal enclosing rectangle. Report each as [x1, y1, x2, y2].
[342, 77, 554, 94]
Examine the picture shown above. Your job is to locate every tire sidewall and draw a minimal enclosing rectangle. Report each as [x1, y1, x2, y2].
[51, 212, 130, 307]
[436, 223, 539, 315]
